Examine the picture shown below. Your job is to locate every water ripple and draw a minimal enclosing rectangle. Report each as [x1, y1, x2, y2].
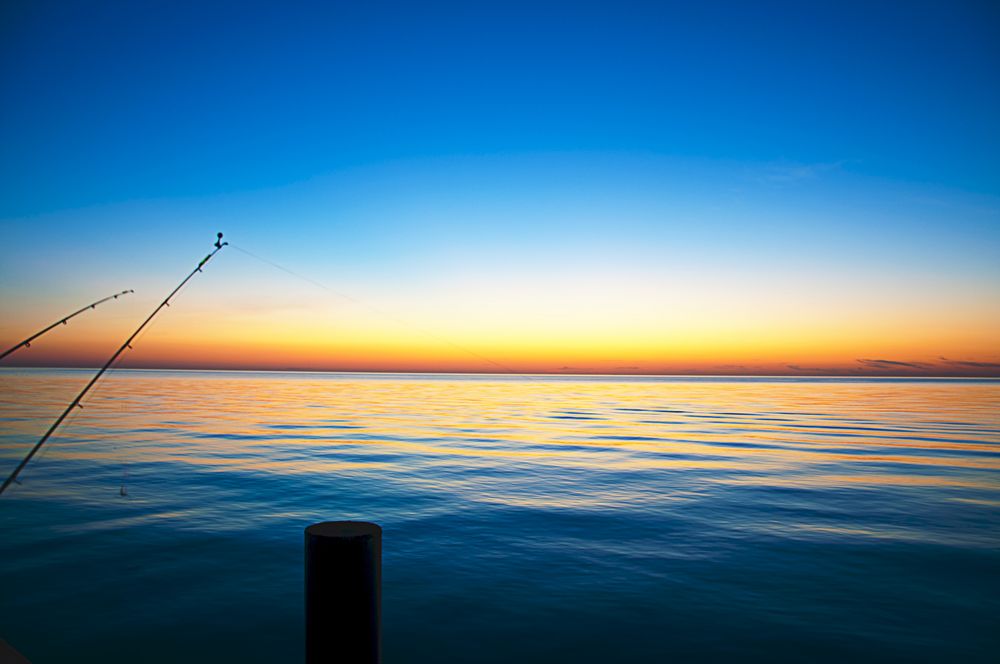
[0, 369, 998, 663]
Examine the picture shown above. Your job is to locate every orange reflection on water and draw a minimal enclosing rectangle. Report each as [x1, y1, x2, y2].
[1, 370, 998, 507]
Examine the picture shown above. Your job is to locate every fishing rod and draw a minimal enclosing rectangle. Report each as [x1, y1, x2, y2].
[0, 233, 228, 496]
[0, 290, 134, 361]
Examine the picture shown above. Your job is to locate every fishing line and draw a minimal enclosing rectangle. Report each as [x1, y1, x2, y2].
[12, 385, 89, 491]
[97, 245, 223, 495]
[230, 243, 535, 379]
[119, 437, 129, 498]
[113, 387, 128, 498]
[0, 234, 228, 497]
[0, 290, 134, 361]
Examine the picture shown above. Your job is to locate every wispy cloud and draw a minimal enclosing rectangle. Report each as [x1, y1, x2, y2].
[753, 160, 846, 185]
[938, 357, 1000, 369]
[786, 364, 851, 374]
[856, 358, 933, 371]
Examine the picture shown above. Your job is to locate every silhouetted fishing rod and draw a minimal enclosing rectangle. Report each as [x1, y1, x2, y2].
[0, 233, 228, 496]
[0, 290, 134, 361]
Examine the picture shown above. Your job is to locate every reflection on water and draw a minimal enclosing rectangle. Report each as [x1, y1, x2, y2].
[1, 370, 998, 662]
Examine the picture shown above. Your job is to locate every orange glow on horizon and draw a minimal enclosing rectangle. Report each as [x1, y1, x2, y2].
[1, 262, 998, 376]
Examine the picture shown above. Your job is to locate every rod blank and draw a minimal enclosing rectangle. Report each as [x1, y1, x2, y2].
[0, 289, 134, 361]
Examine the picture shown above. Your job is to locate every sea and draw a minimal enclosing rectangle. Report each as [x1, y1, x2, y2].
[1, 369, 998, 662]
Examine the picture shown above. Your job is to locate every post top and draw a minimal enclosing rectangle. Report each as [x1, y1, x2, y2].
[306, 521, 381, 539]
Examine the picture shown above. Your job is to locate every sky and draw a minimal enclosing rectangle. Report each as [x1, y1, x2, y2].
[1, 0, 998, 375]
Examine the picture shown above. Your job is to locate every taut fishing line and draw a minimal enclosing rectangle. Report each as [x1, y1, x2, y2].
[230, 243, 536, 379]
[3, 233, 538, 497]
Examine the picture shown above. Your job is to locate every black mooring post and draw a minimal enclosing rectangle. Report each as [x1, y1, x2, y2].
[305, 521, 382, 664]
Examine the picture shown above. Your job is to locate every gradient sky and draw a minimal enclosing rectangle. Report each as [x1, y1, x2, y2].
[1, 0, 998, 375]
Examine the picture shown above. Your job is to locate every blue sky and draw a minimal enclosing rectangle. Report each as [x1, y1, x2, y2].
[2, 0, 999, 215]
[1, 1, 998, 373]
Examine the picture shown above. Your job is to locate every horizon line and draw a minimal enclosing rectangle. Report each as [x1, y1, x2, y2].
[1, 364, 998, 379]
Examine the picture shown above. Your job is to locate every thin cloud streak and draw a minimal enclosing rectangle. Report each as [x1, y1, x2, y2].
[857, 358, 933, 371]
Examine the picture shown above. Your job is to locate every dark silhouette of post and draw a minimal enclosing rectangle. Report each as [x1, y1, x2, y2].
[305, 521, 382, 663]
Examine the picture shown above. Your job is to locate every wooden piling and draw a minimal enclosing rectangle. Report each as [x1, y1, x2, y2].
[305, 521, 381, 663]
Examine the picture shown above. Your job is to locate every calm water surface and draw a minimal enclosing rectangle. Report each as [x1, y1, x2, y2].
[1, 370, 998, 662]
